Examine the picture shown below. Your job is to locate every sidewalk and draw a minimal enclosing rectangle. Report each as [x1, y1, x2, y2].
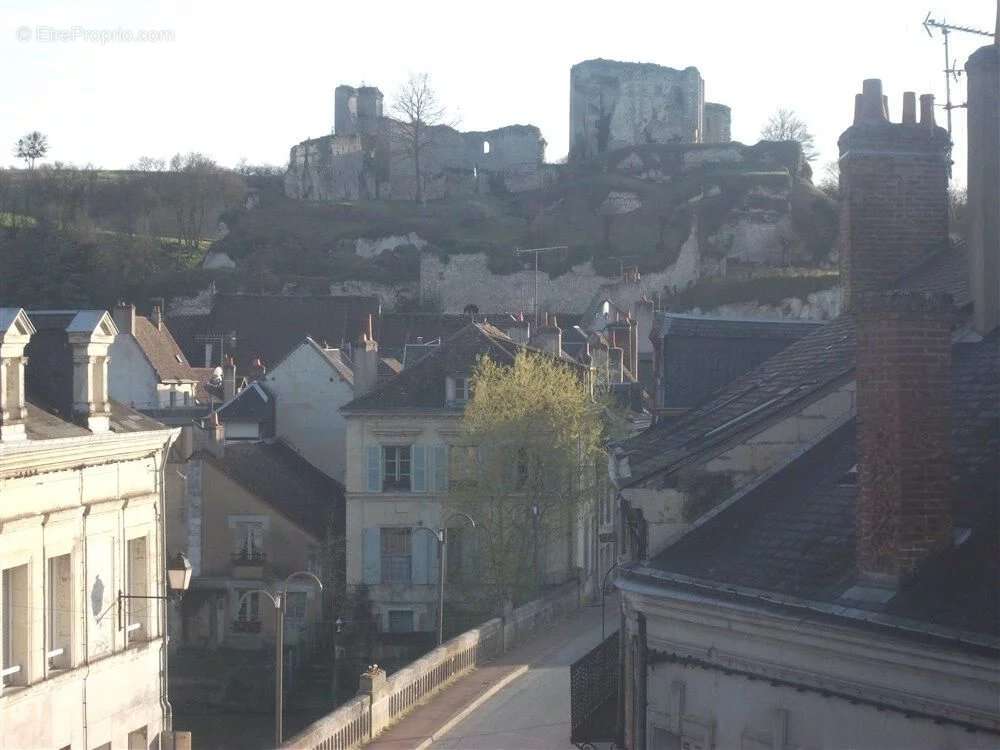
[365, 597, 614, 750]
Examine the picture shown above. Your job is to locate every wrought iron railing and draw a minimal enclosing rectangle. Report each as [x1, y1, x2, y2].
[232, 550, 267, 564]
[570, 630, 620, 748]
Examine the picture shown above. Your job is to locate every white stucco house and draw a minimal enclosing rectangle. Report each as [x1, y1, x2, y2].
[0, 307, 181, 750]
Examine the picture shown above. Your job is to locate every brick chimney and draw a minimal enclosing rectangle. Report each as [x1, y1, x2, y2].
[113, 302, 136, 336]
[855, 291, 954, 583]
[66, 311, 118, 433]
[0, 309, 36, 442]
[532, 314, 563, 358]
[966, 43, 1000, 334]
[838, 80, 952, 307]
[353, 314, 379, 397]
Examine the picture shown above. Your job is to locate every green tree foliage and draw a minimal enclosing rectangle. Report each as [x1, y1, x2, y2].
[446, 352, 603, 611]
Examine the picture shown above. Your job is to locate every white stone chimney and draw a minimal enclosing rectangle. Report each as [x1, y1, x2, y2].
[113, 302, 136, 336]
[223, 356, 237, 402]
[66, 311, 118, 433]
[531, 314, 563, 358]
[0, 309, 36, 442]
[353, 314, 380, 397]
[505, 316, 531, 347]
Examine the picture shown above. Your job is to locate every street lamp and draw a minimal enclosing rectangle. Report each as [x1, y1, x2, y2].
[117, 552, 192, 631]
[236, 571, 323, 746]
[416, 512, 477, 646]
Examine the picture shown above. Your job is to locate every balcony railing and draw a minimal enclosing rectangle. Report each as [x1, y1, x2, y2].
[231, 550, 267, 564]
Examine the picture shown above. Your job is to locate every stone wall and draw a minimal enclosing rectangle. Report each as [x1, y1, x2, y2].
[704, 102, 732, 144]
[570, 59, 731, 159]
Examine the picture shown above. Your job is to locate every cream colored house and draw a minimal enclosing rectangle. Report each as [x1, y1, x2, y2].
[341, 320, 594, 634]
[0, 308, 179, 750]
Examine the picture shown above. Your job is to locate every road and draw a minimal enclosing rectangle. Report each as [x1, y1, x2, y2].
[426, 598, 614, 750]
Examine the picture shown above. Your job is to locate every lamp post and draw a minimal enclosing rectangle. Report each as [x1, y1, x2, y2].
[236, 570, 323, 746]
[117, 552, 192, 631]
[416, 512, 477, 646]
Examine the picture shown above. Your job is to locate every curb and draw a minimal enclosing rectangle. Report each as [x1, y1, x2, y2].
[411, 662, 532, 750]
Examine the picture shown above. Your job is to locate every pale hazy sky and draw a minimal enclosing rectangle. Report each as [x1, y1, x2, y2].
[1, 0, 993, 183]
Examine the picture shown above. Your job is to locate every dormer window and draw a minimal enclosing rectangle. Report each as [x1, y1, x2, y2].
[446, 376, 471, 406]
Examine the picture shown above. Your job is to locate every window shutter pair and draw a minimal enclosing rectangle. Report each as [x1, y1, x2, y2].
[362, 527, 381, 584]
[433, 444, 449, 492]
[366, 446, 382, 492]
[411, 529, 439, 585]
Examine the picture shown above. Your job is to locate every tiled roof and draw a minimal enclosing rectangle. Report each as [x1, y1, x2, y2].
[342, 322, 587, 412]
[206, 441, 344, 537]
[639, 329, 1000, 639]
[168, 294, 381, 374]
[132, 314, 200, 382]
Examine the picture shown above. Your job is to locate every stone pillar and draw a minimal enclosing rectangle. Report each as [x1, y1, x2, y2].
[966, 44, 1000, 335]
[0, 309, 35, 442]
[66, 312, 117, 433]
[837, 79, 952, 307]
[855, 291, 953, 582]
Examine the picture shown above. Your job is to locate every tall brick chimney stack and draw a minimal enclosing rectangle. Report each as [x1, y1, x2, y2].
[855, 291, 954, 583]
[838, 80, 952, 307]
[965, 42, 1000, 334]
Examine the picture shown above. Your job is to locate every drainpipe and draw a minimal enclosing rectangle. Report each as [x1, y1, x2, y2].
[81, 505, 91, 750]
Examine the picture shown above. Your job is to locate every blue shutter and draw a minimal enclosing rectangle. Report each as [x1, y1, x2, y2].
[412, 445, 427, 492]
[362, 527, 381, 584]
[433, 444, 448, 492]
[412, 528, 429, 584]
[367, 445, 381, 492]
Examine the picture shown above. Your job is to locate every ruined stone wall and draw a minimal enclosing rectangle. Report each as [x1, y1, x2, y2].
[704, 102, 732, 144]
[569, 59, 706, 159]
[287, 119, 544, 201]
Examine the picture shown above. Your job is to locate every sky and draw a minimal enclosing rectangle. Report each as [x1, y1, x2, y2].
[1, 0, 993, 185]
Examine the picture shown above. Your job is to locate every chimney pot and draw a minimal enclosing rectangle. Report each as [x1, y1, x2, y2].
[902, 92, 917, 124]
[858, 79, 888, 123]
[919, 94, 936, 127]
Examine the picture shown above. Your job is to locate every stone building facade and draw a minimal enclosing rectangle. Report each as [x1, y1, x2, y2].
[569, 59, 731, 160]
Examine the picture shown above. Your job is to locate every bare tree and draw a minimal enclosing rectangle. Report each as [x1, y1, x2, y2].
[391, 73, 449, 203]
[760, 108, 817, 161]
[15, 131, 48, 170]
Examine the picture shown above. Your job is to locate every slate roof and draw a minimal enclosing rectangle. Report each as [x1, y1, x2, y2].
[619, 240, 977, 487]
[342, 322, 588, 413]
[635, 328, 1000, 640]
[131, 314, 200, 382]
[216, 383, 274, 437]
[657, 314, 824, 411]
[23, 400, 169, 440]
[205, 441, 344, 538]
[621, 314, 857, 485]
[167, 294, 381, 374]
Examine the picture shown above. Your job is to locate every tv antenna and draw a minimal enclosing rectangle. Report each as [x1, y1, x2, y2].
[923, 12, 993, 136]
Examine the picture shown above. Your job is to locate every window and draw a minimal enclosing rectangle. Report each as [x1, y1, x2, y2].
[446, 376, 471, 406]
[387, 610, 415, 633]
[47, 555, 72, 670]
[382, 445, 412, 492]
[234, 590, 261, 632]
[126, 537, 149, 642]
[2, 564, 30, 688]
[482, 140, 491, 155]
[381, 528, 412, 584]
[127, 726, 148, 750]
[233, 520, 266, 563]
[286, 591, 308, 621]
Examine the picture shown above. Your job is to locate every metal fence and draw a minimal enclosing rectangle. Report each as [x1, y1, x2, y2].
[570, 630, 620, 747]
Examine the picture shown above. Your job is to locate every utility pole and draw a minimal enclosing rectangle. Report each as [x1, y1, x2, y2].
[923, 13, 993, 136]
[512, 246, 568, 326]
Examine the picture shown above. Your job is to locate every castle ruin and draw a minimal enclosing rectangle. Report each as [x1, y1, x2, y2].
[285, 84, 547, 202]
[569, 59, 731, 160]
[285, 59, 734, 202]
